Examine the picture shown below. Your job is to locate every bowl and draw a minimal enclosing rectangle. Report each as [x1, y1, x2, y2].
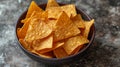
[15, 3, 95, 65]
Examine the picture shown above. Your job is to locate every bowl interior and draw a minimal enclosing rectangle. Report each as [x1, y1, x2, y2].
[15, 3, 95, 65]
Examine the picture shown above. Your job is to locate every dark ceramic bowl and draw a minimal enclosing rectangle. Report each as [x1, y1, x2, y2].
[15, 3, 95, 65]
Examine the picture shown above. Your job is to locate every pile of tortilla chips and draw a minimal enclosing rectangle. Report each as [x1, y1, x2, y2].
[17, 0, 94, 58]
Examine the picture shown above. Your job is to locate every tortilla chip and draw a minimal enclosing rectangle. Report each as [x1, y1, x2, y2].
[31, 11, 48, 21]
[21, 18, 28, 23]
[17, 18, 31, 39]
[46, 0, 59, 10]
[21, 11, 38, 23]
[32, 35, 53, 51]
[25, 19, 52, 43]
[19, 39, 28, 49]
[38, 41, 64, 54]
[19, 39, 32, 50]
[47, 7, 62, 19]
[26, 1, 43, 18]
[53, 47, 68, 58]
[17, 28, 21, 32]
[61, 4, 77, 17]
[81, 19, 94, 38]
[54, 12, 80, 42]
[63, 35, 89, 55]
[71, 14, 85, 28]
[71, 45, 84, 55]
[32, 50, 54, 58]
[47, 19, 57, 31]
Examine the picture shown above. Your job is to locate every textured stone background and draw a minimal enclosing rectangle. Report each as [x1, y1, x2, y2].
[0, 0, 120, 67]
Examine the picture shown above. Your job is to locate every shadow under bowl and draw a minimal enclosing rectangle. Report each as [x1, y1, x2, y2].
[15, 3, 95, 65]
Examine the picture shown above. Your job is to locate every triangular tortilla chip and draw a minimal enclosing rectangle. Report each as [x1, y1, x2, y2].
[19, 39, 28, 49]
[19, 39, 32, 50]
[38, 41, 64, 54]
[71, 14, 85, 28]
[71, 45, 84, 55]
[17, 28, 21, 32]
[47, 19, 57, 31]
[21, 11, 38, 23]
[32, 50, 54, 58]
[53, 47, 68, 58]
[61, 4, 77, 17]
[63, 35, 89, 55]
[25, 18, 52, 43]
[46, 0, 59, 10]
[47, 7, 62, 19]
[81, 19, 94, 38]
[30, 11, 48, 21]
[21, 18, 28, 23]
[17, 18, 31, 39]
[54, 12, 80, 42]
[26, 1, 43, 18]
[32, 35, 53, 51]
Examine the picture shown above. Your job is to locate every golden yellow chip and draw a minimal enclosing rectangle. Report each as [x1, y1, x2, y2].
[17, 28, 21, 32]
[17, 18, 31, 39]
[21, 18, 28, 23]
[46, 0, 59, 10]
[26, 1, 43, 18]
[19, 39, 32, 50]
[71, 14, 85, 28]
[71, 45, 84, 55]
[25, 19, 52, 43]
[53, 47, 68, 58]
[54, 12, 80, 42]
[81, 19, 94, 38]
[21, 11, 38, 23]
[32, 35, 53, 51]
[47, 19, 57, 31]
[61, 4, 77, 17]
[47, 7, 62, 19]
[19, 39, 28, 49]
[63, 35, 89, 55]
[30, 11, 48, 21]
[39, 52, 54, 58]
[32, 50, 54, 58]
[38, 41, 64, 54]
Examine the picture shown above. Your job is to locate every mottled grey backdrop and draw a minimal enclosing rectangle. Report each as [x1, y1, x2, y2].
[0, 0, 120, 67]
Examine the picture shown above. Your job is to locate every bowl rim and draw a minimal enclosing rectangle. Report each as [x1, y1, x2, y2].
[15, 3, 95, 61]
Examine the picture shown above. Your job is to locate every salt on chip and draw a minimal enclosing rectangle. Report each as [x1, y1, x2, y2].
[63, 35, 89, 55]
[32, 35, 53, 51]
[53, 47, 68, 58]
[25, 19, 52, 43]
[47, 7, 62, 19]
[46, 0, 59, 10]
[61, 4, 77, 18]
[26, 1, 43, 18]
[17, 18, 31, 39]
[38, 41, 64, 54]
[81, 19, 94, 38]
[54, 12, 80, 42]
[71, 14, 85, 28]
